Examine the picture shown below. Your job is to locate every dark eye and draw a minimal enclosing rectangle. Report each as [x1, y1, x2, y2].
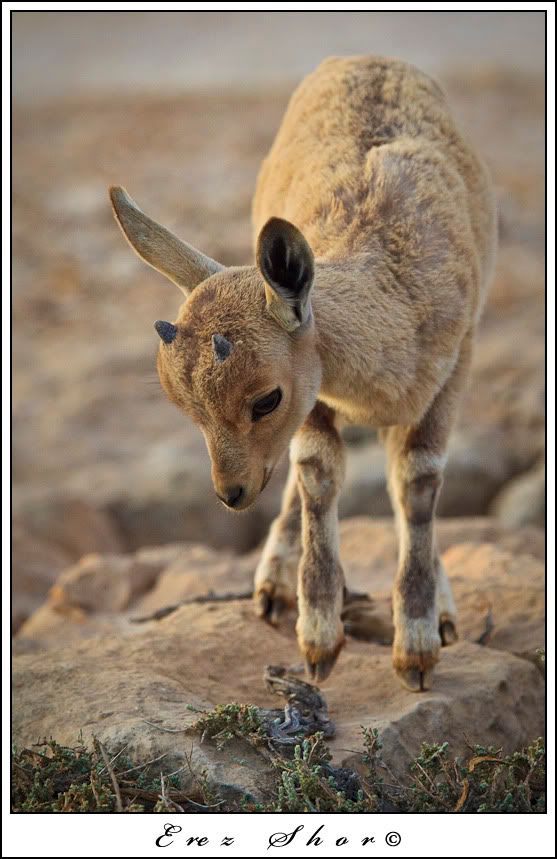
[252, 388, 282, 422]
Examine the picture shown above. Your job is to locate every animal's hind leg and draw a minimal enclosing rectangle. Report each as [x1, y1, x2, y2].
[254, 462, 301, 625]
[384, 334, 472, 691]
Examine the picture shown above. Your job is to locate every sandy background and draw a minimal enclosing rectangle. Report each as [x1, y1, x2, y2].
[12, 11, 545, 100]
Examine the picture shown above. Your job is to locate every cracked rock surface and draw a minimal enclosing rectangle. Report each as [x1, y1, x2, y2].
[13, 517, 545, 792]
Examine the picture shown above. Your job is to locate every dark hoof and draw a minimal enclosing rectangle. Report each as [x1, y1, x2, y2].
[395, 666, 433, 692]
[303, 639, 344, 684]
[254, 588, 291, 626]
[439, 618, 458, 646]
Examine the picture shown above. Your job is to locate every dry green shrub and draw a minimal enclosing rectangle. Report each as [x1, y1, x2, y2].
[12, 721, 545, 814]
[190, 702, 266, 750]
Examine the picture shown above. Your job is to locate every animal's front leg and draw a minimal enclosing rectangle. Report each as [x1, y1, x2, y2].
[254, 463, 301, 625]
[292, 403, 346, 682]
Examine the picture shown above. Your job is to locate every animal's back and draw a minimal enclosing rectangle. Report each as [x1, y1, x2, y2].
[253, 56, 496, 319]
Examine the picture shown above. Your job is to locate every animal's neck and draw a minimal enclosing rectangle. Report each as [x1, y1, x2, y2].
[312, 257, 388, 374]
[310, 256, 419, 424]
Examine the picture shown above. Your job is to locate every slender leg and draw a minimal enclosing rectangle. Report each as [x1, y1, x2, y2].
[384, 334, 472, 691]
[291, 402, 346, 682]
[437, 558, 458, 645]
[254, 462, 301, 625]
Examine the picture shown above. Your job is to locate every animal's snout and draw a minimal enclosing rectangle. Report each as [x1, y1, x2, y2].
[216, 485, 245, 509]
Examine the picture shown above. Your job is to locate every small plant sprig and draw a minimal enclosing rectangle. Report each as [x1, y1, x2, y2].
[12, 737, 126, 813]
[269, 733, 376, 813]
[11, 736, 224, 813]
[401, 737, 546, 813]
[190, 702, 266, 750]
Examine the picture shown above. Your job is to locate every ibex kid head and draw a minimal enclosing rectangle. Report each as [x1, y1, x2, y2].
[109, 187, 321, 510]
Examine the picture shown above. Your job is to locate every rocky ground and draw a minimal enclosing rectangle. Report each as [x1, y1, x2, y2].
[13, 517, 545, 800]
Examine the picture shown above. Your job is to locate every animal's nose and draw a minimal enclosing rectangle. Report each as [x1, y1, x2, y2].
[217, 485, 244, 509]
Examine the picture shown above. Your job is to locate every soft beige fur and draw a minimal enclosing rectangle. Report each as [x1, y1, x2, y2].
[110, 55, 497, 691]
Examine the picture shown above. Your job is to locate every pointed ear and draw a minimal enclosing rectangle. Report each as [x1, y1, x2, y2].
[256, 217, 315, 331]
[109, 186, 223, 296]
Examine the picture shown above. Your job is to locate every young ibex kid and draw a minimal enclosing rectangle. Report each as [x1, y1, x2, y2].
[110, 56, 496, 691]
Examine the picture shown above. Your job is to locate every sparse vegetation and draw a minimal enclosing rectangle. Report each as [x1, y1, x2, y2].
[189, 702, 266, 750]
[11, 736, 219, 813]
[12, 713, 546, 813]
[535, 647, 546, 673]
[267, 733, 375, 812]
[399, 737, 546, 813]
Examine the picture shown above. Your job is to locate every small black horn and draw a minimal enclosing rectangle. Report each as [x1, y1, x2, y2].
[154, 320, 177, 344]
[212, 333, 233, 362]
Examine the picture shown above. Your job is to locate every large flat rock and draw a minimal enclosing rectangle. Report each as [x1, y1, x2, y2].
[13, 602, 544, 787]
[13, 517, 545, 793]
[17, 517, 544, 655]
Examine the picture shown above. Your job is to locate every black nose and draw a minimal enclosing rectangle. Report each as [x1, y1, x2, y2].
[218, 486, 244, 508]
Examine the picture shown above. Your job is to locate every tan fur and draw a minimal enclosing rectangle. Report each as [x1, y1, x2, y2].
[110, 56, 496, 690]
[253, 464, 300, 624]
[291, 402, 346, 679]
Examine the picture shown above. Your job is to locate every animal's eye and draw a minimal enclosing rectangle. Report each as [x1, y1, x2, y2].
[252, 388, 282, 422]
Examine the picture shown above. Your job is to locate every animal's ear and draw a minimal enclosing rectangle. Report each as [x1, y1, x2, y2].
[256, 217, 315, 331]
[109, 186, 223, 296]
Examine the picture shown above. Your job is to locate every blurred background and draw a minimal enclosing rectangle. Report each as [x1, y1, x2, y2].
[12, 10, 545, 629]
